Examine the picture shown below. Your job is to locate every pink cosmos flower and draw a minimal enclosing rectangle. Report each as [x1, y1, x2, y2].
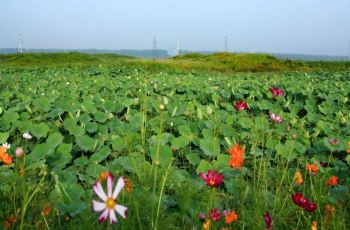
[270, 87, 284, 97]
[92, 173, 128, 224]
[263, 212, 272, 230]
[269, 113, 283, 123]
[234, 100, 248, 111]
[209, 208, 222, 222]
[199, 170, 223, 188]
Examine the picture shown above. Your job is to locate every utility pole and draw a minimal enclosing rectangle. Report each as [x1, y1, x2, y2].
[224, 36, 228, 52]
[17, 34, 23, 54]
[153, 36, 157, 60]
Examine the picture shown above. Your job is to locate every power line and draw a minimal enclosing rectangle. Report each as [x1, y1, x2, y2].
[17, 34, 23, 54]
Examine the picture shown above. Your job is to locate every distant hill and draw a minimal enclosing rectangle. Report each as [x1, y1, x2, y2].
[0, 48, 170, 59]
[1, 48, 349, 61]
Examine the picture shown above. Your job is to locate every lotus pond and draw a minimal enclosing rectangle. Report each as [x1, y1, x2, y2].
[0, 67, 349, 229]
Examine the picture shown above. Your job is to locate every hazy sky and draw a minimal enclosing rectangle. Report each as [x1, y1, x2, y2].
[1, 0, 349, 55]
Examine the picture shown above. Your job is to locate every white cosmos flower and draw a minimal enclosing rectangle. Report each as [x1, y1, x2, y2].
[23, 132, 32, 140]
[92, 174, 128, 224]
[2, 143, 11, 150]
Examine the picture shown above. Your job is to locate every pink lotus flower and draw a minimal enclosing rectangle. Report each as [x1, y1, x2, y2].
[269, 113, 283, 123]
[270, 87, 284, 97]
[209, 208, 222, 222]
[234, 100, 248, 111]
[199, 170, 223, 188]
[92, 173, 128, 224]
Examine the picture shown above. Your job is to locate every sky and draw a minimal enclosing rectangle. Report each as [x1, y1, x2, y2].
[0, 0, 349, 56]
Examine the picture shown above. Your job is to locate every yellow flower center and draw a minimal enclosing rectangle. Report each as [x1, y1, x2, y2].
[106, 197, 116, 209]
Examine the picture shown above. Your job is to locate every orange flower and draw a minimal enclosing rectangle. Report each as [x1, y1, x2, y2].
[124, 177, 133, 193]
[224, 210, 238, 224]
[293, 171, 303, 186]
[203, 220, 211, 230]
[325, 204, 335, 222]
[3, 215, 17, 229]
[327, 176, 338, 187]
[1, 153, 13, 165]
[41, 204, 52, 216]
[311, 221, 317, 230]
[306, 164, 318, 175]
[99, 171, 109, 182]
[227, 144, 244, 171]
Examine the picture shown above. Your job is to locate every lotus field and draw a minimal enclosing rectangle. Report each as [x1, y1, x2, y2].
[0, 67, 349, 229]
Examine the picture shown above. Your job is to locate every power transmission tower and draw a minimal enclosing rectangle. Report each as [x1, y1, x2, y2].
[153, 36, 157, 60]
[224, 36, 228, 52]
[176, 40, 180, 56]
[17, 34, 23, 54]
[348, 40, 350, 60]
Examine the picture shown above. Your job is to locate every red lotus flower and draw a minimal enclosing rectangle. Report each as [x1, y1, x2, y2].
[234, 100, 248, 111]
[263, 212, 272, 230]
[199, 170, 223, 188]
[209, 208, 222, 222]
[291, 193, 317, 212]
[270, 87, 284, 97]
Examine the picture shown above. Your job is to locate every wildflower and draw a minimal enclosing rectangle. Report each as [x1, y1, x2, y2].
[327, 176, 338, 187]
[99, 171, 109, 182]
[123, 177, 132, 193]
[0, 153, 13, 165]
[347, 141, 350, 153]
[2, 143, 11, 150]
[291, 193, 317, 212]
[41, 204, 52, 216]
[269, 113, 283, 123]
[234, 100, 248, 111]
[306, 164, 318, 175]
[223, 209, 238, 224]
[3, 215, 17, 229]
[270, 87, 284, 97]
[325, 204, 335, 222]
[263, 212, 272, 230]
[159, 104, 165, 110]
[311, 221, 317, 230]
[328, 138, 338, 146]
[203, 220, 211, 230]
[199, 170, 223, 188]
[199, 213, 207, 220]
[15, 147, 24, 158]
[209, 208, 222, 222]
[92, 173, 128, 224]
[23, 132, 32, 140]
[227, 144, 244, 171]
[293, 171, 303, 186]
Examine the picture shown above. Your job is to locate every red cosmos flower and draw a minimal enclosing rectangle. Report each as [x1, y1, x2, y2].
[270, 87, 284, 97]
[199, 170, 223, 188]
[263, 212, 272, 230]
[234, 100, 248, 111]
[327, 176, 338, 187]
[209, 208, 222, 222]
[291, 193, 317, 212]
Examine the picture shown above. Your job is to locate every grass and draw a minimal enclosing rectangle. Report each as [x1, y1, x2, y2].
[0, 52, 349, 73]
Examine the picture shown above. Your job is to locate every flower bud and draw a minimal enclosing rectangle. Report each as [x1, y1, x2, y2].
[15, 147, 24, 158]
